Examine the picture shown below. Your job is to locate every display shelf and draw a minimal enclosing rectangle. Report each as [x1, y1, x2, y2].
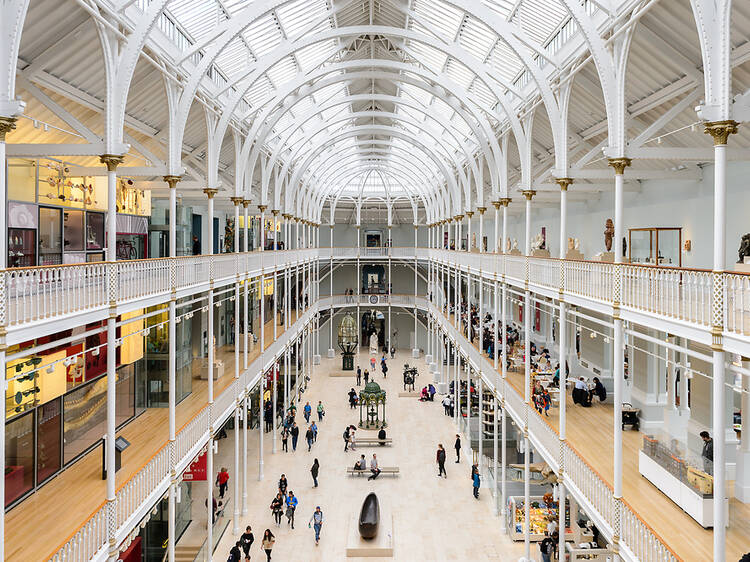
[506, 495, 572, 542]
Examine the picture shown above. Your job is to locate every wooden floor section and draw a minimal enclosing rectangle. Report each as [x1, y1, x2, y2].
[447, 312, 750, 562]
[5, 310, 299, 562]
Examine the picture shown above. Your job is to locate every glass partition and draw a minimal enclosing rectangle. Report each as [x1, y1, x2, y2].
[628, 227, 682, 266]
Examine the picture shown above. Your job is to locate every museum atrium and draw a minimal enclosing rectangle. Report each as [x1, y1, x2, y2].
[1, 0, 750, 560]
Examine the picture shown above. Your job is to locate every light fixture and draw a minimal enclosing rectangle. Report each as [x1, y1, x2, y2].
[46, 364, 55, 374]
[92, 347, 99, 356]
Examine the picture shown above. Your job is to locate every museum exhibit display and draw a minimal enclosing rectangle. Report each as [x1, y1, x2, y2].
[338, 313, 358, 370]
[359, 381, 387, 429]
[358, 492, 380, 539]
[628, 227, 681, 266]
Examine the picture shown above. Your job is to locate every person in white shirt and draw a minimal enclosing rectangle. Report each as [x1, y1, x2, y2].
[367, 454, 381, 480]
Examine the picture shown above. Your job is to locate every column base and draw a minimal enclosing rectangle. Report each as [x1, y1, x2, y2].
[412, 348, 420, 358]
[425, 354, 433, 364]
[327, 348, 335, 358]
[313, 354, 321, 365]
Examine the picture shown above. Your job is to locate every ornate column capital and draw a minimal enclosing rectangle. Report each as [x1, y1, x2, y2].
[163, 175, 181, 189]
[294, 216, 300, 223]
[258, 204, 267, 212]
[99, 154, 125, 172]
[455, 214, 464, 221]
[477, 207, 486, 215]
[466, 211, 474, 218]
[0, 116, 18, 141]
[203, 188, 218, 199]
[555, 177, 573, 191]
[521, 190, 536, 201]
[282, 213, 291, 220]
[499, 197, 512, 207]
[230, 196, 243, 206]
[242, 199, 250, 208]
[271, 209, 280, 216]
[704, 120, 739, 146]
[607, 157, 632, 175]
[491, 200, 501, 209]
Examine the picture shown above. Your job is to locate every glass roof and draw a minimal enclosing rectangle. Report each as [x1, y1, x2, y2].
[145, 0, 591, 203]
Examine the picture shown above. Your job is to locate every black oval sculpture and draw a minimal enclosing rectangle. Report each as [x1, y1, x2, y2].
[358, 492, 380, 539]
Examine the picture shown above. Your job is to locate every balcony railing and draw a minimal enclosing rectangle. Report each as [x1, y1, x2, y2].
[2, 248, 749, 349]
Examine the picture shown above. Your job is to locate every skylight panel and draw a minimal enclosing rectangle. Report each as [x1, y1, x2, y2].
[243, 15, 282, 58]
[406, 42, 448, 73]
[481, 0, 516, 19]
[295, 40, 338, 72]
[411, 0, 464, 40]
[444, 58, 475, 91]
[470, 78, 497, 107]
[459, 18, 496, 62]
[246, 75, 274, 107]
[490, 41, 524, 83]
[513, 0, 568, 47]
[167, 0, 223, 42]
[277, 0, 331, 40]
[399, 83, 432, 109]
[266, 56, 299, 90]
[215, 38, 253, 82]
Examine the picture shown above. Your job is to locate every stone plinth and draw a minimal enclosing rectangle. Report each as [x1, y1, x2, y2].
[346, 498, 393, 557]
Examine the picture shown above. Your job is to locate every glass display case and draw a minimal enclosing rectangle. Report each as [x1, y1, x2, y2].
[38, 206, 62, 265]
[506, 495, 572, 541]
[116, 233, 147, 260]
[8, 228, 36, 268]
[639, 430, 720, 527]
[63, 209, 84, 252]
[86, 211, 104, 251]
[628, 227, 682, 266]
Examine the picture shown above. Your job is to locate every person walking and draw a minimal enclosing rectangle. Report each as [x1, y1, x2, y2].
[454, 434, 461, 463]
[291, 422, 299, 451]
[701, 431, 714, 474]
[343, 425, 351, 452]
[540, 531, 558, 562]
[368, 454, 381, 480]
[364, 370, 370, 384]
[316, 401, 325, 421]
[442, 395, 451, 415]
[281, 426, 289, 452]
[305, 425, 314, 452]
[240, 526, 254, 561]
[303, 401, 312, 423]
[270, 492, 284, 526]
[390, 345, 395, 359]
[285, 491, 298, 528]
[309, 506, 324, 545]
[381, 359, 388, 378]
[278, 474, 288, 496]
[436, 444, 447, 478]
[348, 388, 357, 409]
[311, 420, 318, 442]
[471, 464, 480, 499]
[349, 426, 357, 451]
[228, 541, 242, 562]
[356, 366, 362, 386]
[216, 467, 230, 499]
[370, 356, 376, 372]
[261, 529, 275, 561]
[311, 458, 320, 487]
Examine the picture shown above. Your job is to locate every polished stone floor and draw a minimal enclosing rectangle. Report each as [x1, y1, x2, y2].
[213, 349, 526, 561]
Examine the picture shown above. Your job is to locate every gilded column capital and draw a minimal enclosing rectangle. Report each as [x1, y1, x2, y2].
[230, 196, 243, 206]
[258, 204, 267, 212]
[163, 175, 181, 189]
[99, 154, 125, 172]
[242, 199, 250, 208]
[521, 190, 536, 201]
[607, 157, 632, 175]
[477, 207, 486, 215]
[455, 214, 464, 221]
[491, 200, 501, 209]
[0, 116, 18, 141]
[271, 209, 280, 216]
[466, 211, 474, 218]
[704, 120, 739, 146]
[555, 177, 573, 191]
[203, 188, 218, 199]
[499, 197, 512, 207]
[282, 213, 291, 220]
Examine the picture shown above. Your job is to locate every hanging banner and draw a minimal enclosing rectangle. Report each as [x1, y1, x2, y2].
[183, 447, 207, 481]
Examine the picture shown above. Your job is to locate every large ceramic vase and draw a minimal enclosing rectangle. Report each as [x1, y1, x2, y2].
[358, 492, 380, 539]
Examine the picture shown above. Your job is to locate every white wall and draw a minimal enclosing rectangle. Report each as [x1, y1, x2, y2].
[502, 161, 750, 269]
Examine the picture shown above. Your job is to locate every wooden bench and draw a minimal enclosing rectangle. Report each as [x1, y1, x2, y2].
[353, 437, 393, 447]
[346, 466, 399, 477]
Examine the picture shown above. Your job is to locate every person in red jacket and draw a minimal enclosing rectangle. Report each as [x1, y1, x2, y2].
[216, 467, 230, 499]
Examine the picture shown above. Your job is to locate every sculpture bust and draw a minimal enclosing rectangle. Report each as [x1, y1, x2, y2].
[738, 233, 750, 263]
[512, 238, 519, 252]
[604, 219, 615, 252]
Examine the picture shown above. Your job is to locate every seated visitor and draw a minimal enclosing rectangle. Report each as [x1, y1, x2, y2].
[552, 364, 560, 387]
[355, 454, 367, 470]
[591, 377, 607, 402]
[420, 387, 430, 401]
[572, 377, 591, 407]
